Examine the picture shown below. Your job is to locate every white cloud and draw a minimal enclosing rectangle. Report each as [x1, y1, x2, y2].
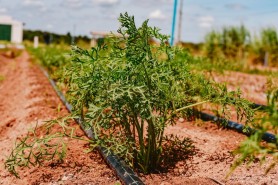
[93, 0, 119, 7]
[225, 3, 247, 11]
[0, 8, 7, 14]
[23, 0, 44, 7]
[198, 16, 214, 23]
[46, 24, 53, 29]
[39, 6, 49, 12]
[149, 10, 166, 20]
[62, 0, 84, 8]
[199, 22, 212, 28]
[198, 15, 214, 28]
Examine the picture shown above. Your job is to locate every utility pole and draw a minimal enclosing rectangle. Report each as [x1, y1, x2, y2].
[170, 0, 178, 46]
[177, 0, 183, 44]
[264, 52, 269, 67]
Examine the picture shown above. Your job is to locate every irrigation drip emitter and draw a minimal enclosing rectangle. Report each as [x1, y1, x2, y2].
[198, 111, 277, 144]
[41, 68, 144, 185]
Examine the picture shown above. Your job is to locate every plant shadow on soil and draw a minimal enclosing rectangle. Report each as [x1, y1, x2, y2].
[147, 134, 197, 175]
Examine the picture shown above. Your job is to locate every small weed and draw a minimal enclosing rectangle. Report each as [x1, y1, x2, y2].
[57, 103, 62, 113]
[0, 75, 4, 83]
[5, 118, 90, 178]
[230, 78, 278, 176]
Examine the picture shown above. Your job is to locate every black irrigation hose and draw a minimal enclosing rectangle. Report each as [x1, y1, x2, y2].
[41, 68, 144, 185]
[251, 103, 268, 110]
[41, 66, 277, 183]
[198, 111, 277, 144]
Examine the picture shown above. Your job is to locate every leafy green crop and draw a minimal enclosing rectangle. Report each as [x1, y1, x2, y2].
[6, 13, 255, 176]
[252, 28, 278, 67]
[230, 78, 278, 175]
[62, 13, 254, 173]
[28, 44, 70, 77]
[203, 25, 250, 60]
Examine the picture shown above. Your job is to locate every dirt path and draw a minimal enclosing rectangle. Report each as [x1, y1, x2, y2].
[0, 51, 119, 184]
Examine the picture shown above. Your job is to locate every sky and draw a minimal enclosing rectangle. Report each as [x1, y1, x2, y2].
[0, 0, 278, 43]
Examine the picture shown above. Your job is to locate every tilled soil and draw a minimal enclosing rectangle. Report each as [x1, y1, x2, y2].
[142, 70, 278, 184]
[0, 51, 277, 185]
[209, 71, 270, 105]
[142, 120, 278, 185]
[0, 51, 119, 184]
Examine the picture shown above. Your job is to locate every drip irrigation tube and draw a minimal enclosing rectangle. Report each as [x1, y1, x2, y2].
[198, 112, 277, 144]
[251, 103, 268, 110]
[41, 67, 276, 183]
[41, 68, 144, 185]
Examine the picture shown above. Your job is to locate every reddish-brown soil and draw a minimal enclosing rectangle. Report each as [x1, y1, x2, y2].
[142, 120, 278, 185]
[0, 51, 277, 185]
[210, 71, 271, 105]
[0, 51, 119, 184]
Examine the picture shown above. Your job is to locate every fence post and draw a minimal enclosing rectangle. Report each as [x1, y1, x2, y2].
[34, 36, 39, 48]
[264, 52, 269, 67]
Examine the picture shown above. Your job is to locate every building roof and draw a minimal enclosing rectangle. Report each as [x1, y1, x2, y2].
[0, 16, 22, 26]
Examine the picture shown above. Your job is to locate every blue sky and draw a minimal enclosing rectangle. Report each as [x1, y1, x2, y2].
[0, 0, 278, 43]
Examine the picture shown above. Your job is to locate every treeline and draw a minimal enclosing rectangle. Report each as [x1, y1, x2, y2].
[203, 26, 278, 67]
[23, 30, 91, 45]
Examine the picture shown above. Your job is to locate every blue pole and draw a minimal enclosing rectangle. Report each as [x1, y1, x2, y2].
[170, 0, 178, 46]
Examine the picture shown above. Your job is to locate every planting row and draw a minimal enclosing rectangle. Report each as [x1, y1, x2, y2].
[6, 13, 277, 178]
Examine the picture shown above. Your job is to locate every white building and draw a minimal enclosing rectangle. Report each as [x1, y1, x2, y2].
[0, 16, 23, 43]
[90, 31, 121, 47]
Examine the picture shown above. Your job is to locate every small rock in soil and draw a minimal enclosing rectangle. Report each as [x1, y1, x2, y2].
[178, 118, 185, 123]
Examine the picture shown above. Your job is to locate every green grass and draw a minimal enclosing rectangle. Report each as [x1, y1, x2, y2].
[185, 53, 278, 77]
